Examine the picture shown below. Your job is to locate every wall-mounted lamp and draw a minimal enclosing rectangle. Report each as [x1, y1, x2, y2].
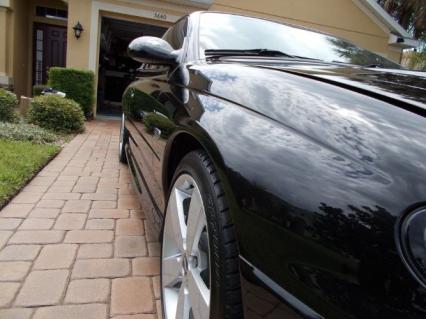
[73, 21, 83, 39]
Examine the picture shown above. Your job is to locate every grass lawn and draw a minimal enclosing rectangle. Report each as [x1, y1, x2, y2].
[0, 139, 60, 207]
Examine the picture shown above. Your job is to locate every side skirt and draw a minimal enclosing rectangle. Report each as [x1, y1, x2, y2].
[125, 144, 163, 239]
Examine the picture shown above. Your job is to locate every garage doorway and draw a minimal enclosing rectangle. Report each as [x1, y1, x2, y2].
[97, 17, 167, 116]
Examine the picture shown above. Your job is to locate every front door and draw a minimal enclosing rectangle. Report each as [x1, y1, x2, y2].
[33, 23, 67, 85]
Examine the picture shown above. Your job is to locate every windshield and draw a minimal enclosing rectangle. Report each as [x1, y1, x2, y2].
[199, 13, 401, 68]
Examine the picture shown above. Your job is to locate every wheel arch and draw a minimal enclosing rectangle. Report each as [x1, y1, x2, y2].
[163, 128, 226, 198]
[162, 126, 242, 229]
[163, 131, 204, 195]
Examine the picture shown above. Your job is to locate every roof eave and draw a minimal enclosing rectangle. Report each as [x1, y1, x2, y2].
[353, 0, 412, 38]
[388, 34, 420, 49]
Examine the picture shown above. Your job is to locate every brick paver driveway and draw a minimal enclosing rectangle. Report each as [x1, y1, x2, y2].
[0, 120, 161, 319]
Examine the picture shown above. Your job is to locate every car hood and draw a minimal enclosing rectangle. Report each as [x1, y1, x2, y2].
[265, 62, 426, 108]
[186, 60, 426, 206]
[187, 60, 426, 113]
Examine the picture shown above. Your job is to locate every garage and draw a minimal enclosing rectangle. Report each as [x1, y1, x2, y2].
[96, 17, 167, 116]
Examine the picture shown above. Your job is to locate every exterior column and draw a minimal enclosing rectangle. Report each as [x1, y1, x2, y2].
[66, 0, 92, 69]
[0, 3, 11, 88]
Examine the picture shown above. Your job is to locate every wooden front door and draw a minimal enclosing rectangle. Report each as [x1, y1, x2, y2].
[33, 23, 67, 85]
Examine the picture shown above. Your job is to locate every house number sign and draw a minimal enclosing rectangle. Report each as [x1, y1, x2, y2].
[154, 12, 167, 20]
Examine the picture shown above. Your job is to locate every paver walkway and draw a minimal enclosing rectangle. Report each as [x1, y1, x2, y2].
[0, 120, 161, 319]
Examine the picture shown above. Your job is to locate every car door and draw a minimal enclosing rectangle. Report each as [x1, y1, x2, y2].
[124, 17, 189, 220]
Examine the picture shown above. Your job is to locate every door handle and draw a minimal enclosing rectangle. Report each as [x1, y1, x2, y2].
[153, 127, 162, 139]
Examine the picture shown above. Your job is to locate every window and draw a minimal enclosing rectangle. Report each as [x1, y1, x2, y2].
[36, 6, 68, 20]
[34, 29, 44, 85]
[162, 18, 188, 50]
[198, 13, 400, 68]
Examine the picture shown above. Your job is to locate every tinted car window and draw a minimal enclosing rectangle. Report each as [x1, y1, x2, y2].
[199, 13, 400, 68]
[163, 18, 188, 50]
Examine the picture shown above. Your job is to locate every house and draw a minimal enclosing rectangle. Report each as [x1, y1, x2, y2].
[0, 0, 417, 116]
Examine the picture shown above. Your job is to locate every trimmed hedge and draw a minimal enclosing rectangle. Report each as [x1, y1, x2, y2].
[27, 95, 85, 133]
[0, 88, 19, 123]
[32, 84, 49, 97]
[48, 67, 95, 118]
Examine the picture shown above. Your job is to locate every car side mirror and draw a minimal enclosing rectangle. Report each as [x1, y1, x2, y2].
[128, 36, 179, 66]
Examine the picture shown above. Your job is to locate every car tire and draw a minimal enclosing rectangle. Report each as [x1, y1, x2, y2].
[119, 113, 128, 164]
[161, 150, 243, 319]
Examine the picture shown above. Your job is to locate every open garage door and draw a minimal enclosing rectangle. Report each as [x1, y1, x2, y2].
[97, 17, 168, 116]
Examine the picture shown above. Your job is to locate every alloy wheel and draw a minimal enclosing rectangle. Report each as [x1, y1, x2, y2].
[162, 174, 211, 319]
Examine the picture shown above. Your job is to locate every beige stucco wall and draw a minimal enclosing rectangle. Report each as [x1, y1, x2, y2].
[9, 0, 30, 98]
[66, 0, 92, 69]
[0, 7, 9, 82]
[211, 0, 400, 61]
[0, 1, 32, 95]
[0, 7, 8, 74]
[387, 48, 402, 62]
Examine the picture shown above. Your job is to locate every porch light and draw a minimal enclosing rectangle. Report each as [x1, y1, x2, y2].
[73, 21, 83, 39]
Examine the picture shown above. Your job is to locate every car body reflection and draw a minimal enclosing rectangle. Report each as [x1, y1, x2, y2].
[123, 11, 426, 319]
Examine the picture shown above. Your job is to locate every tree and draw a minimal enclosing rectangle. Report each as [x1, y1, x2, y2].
[377, 0, 426, 70]
[377, 0, 425, 39]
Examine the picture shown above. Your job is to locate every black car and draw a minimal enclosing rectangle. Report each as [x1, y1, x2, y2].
[119, 11, 426, 319]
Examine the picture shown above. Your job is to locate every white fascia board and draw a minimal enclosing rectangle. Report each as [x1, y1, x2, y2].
[388, 34, 420, 48]
[0, 0, 10, 8]
[184, 0, 213, 6]
[353, 0, 412, 38]
[125, 0, 212, 9]
[0, 74, 12, 86]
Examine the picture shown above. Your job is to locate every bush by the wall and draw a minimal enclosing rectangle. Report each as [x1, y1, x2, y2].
[27, 95, 85, 133]
[0, 122, 58, 144]
[0, 88, 19, 122]
[48, 67, 95, 118]
[32, 85, 49, 97]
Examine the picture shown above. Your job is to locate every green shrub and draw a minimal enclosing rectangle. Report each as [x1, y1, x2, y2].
[0, 88, 19, 123]
[27, 95, 85, 133]
[0, 122, 58, 144]
[32, 84, 49, 97]
[48, 67, 95, 118]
